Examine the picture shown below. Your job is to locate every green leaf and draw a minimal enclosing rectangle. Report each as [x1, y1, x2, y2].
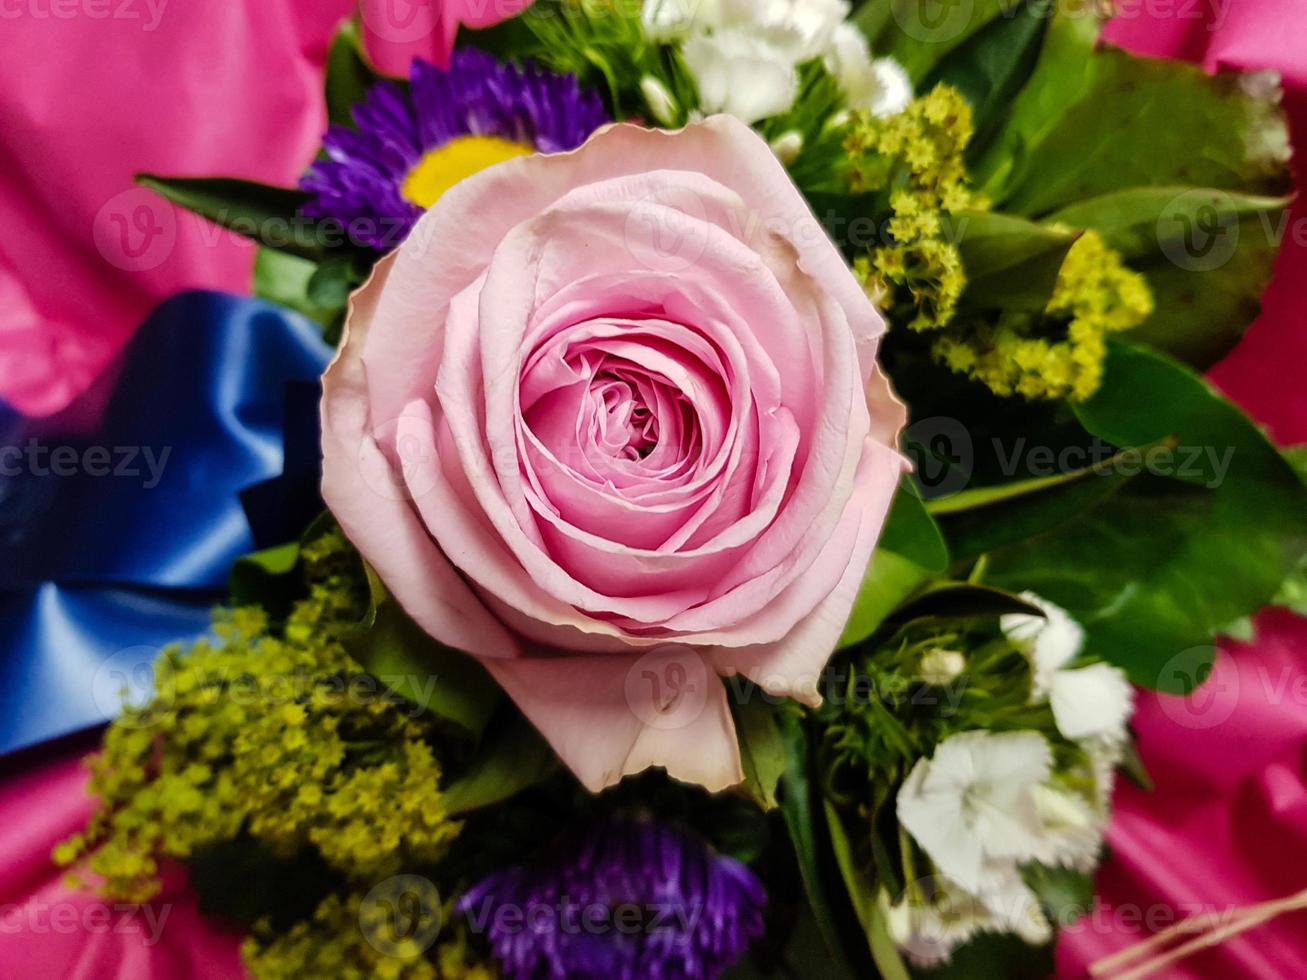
[874, 0, 1021, 84]
[985, 343, 1307, 690]
[775, 709, 866, 979]
[824, 802, 913, 980]
[1024, 862, 1095, 924]
[840, 485, 950, 648]
[731, 696, 787, 811]
[950, 210, 1080, 311]
[325, 18, 379, 127]
[977, 14, 1290, 215]
[229, 540, 302, 614]
[925, 0, 1051, 154]
[136, 174, 337, 263]
[252, 248, 344, 330]
[1046, 186, 1288, 262]
[343, 566, 502, 738]
[441, 713, 560, 815]
[1047, 187, 1287, 367]
[914, 931, 1054, 979]
[880, 582, 1045, 630]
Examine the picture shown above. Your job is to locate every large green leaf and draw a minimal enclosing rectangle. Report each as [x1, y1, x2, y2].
[929, 449, 1143, 560]
[137, 175, 344, 263]
[1047, 187, 1287, 367]
[441, 713, 560, 815]
[871, 0, 1021, 83]
[924, 0, 1050, 154]
[840, 485, 950, 648]
[976, 12, 1290, 215]
[984, 343, 1307, 690]
[950, 210, 1080, 312]
[342, 566, 502, 738]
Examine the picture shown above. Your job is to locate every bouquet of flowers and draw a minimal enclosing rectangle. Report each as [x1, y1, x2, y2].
[55, 1, 1307, 977]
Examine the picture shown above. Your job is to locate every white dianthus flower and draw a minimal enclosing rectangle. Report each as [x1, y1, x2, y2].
[1002, 592, 1135, 743]
[897, 730, 1053, 894]
[826, 24, 913, 117]
[682, 29, 799, 124]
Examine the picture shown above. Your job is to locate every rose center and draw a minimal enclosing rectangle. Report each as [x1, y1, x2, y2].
[592, 371, 660, 462]
[401, 135, 533, 209]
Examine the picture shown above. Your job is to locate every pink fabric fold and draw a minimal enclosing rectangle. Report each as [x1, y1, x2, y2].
[0, 737, 245, 980]
[0, 0, 355, 416]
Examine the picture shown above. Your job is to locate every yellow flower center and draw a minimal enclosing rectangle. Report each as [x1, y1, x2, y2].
[400, 135, 534, 209]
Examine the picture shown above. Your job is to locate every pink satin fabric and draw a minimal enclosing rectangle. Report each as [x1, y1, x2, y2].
[0, 0, 354, 417]
[2, 2, 1306, 978]
[0, 736, 245, 980]
[359, 0, 536, 75]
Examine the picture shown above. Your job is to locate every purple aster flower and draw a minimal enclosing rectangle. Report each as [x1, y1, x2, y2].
[458, 817, 768, 980]
[300, 49, 609, 250]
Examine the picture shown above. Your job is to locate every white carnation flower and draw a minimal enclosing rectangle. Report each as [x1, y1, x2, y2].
[682, 29, 799, 124]
[826, 24, 913, 117]
[1002, 592, 1134, 743]
[897, 730, 1053, 893]
[718, 0, 850, 62]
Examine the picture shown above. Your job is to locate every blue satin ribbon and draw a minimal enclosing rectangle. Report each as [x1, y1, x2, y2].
[0, 291, 331, 754]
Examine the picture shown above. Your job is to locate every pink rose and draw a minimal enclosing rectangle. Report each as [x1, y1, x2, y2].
[360, 0, 536, 74]
[321, 117, 907, 791]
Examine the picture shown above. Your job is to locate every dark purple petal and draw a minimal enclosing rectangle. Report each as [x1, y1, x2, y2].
[457, 817, 767, 980]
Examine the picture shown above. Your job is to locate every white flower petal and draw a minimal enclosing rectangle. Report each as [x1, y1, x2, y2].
[683, 30, 799, 123]
[719, 0, 849, 62]
[1051, 663, 1135, 742]
[898, 731, 1052, 892]
[826, 25, 913, 117]
[1002, 591, 1085, 696]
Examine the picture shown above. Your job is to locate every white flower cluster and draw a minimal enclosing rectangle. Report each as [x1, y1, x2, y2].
[642, 0, 912, 124]
[890, 595, 1135, 964]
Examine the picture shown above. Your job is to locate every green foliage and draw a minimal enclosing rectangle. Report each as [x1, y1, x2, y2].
[342, 565, 502, 740]
[841, 484, 951, 648]
[730, 693, 788, 811]
[985, 343, 1307, 689]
